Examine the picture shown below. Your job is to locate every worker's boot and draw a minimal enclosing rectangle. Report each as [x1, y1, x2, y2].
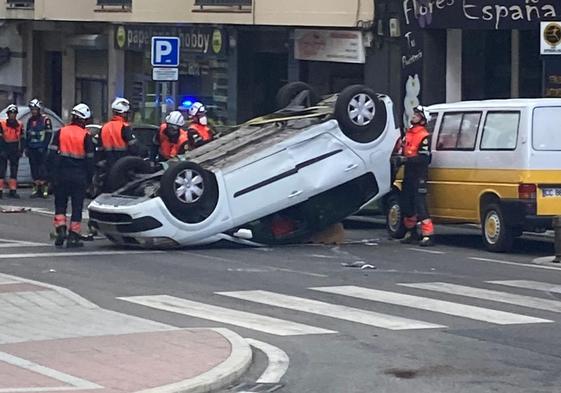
[54, 226, 67, 247]
[8, 190, 20, 199]
[30, 184, 41, 199]
[419, 235, 434, 247]
[66, 231, 84, 248]
[400, 229, 419, 244]
[41, 184, 49, 199]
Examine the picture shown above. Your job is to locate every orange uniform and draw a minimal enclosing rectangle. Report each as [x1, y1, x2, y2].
[158, 124, 188, 160]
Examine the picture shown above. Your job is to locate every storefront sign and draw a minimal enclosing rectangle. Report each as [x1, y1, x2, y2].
[543, 57, 561, 96]
[403, 0, 559, 30]
[115, 25, 227, 57]
[153, 67, 179, 81]
[541, 21, 561, 55]
[294, 29, 365, 64]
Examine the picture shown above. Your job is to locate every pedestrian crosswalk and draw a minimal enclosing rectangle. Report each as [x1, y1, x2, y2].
[119, 279, 561, 336]
[0, 238, 48, 248]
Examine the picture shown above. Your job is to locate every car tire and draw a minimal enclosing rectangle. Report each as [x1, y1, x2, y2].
[386, 193, 407, 239]
[276, 82, 320, 109]
[160, 161, 219, 223]
[106, 157, 153, 192]
[481, 203, 514, 252]
[335, 85, 387, 143]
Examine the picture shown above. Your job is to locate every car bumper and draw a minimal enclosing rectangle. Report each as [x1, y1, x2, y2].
[87, 194, 232, 248]
[500, 199, 553, 230]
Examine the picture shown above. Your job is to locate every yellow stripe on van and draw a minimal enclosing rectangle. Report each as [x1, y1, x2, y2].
[396, 168, 561, 221]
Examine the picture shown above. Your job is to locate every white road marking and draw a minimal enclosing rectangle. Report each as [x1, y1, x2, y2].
[0, 251, 161, 259]
[469, 257, 561, 271]
[245, 338, 289, 384]
[407, 247, 445, 255]
[399, 282, 561, 313]
[487, 280, 561, 295]
[118, 295, 335, 336]
[312, 286, 552, 325]
[0, 351, 102, 392]
[217, 290, 444, 330]
[274, 268, 328, 278]
[0, 238, 49, 247]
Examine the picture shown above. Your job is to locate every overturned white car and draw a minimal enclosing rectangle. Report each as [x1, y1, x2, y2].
[88, 83, 400, 247]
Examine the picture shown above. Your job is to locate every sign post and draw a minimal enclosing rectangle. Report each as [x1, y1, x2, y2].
[151, 36, 180, 121]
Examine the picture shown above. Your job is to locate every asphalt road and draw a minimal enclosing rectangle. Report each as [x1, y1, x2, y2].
[1, 193, 560, 393]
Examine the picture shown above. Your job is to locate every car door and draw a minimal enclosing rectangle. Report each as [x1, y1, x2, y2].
[223, 149, 307, 225]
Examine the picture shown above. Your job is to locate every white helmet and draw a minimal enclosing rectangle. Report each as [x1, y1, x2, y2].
[165, 111, 185, 127]
[71, 103, 91, 120]
[111, 97, 130, 114]
[6, 104, 18, 114]
[28, 98, 43, 110]
[188, 102, 206, 118]
[413, 105, 431, 123]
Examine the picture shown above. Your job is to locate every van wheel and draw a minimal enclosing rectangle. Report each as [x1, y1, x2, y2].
[386, 193, 406, 239]
[482, 203, 514, 252]
[335, 85, 387, 143]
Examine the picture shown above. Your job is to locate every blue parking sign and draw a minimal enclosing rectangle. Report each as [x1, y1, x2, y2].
[151, 36, 180, 67]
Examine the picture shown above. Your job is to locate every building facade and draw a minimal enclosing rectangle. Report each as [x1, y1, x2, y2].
[372, 0, 560, 126]
[0, 0, 375, 124]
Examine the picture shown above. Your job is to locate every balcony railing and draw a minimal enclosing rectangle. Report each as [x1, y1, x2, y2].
[6, 0, 34, 9]
[194, 0, 252, 12]
[96, 0, 132, 11]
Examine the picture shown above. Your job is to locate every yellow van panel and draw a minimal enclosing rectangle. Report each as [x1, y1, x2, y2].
[395, 168, 561, 222]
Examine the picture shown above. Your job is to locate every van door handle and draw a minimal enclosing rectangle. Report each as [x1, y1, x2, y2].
[288, 190, 303, 198]
[345, 164, 359, 172]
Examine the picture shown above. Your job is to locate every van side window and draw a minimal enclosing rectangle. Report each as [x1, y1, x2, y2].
[480, 112, 520, 150]
[426, 113, 437, 134]
[436, 112, 481, 150]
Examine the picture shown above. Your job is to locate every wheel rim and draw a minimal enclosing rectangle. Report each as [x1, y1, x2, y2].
[388, 203, 401, 233]
[174, 169, 204, 204]
[484, 211, 501, 245]
[348, 93, 375, 126]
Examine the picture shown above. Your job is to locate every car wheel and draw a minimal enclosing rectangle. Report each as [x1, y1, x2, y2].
[335, 85, 387, 143]
[160, 161, 219, 223]
[386, 193, 406, 239]
[106, 157, 153, 192]
[482, 203, 514, 252]
[276, 82, 320, 109]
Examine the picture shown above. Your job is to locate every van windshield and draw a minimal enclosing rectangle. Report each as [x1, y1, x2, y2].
[533, 107, 561, 151]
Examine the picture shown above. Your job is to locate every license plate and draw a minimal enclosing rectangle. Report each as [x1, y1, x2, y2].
[542, 187, 561, 197]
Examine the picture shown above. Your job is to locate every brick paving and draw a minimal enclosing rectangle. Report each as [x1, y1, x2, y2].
[0, 273, 250, 393]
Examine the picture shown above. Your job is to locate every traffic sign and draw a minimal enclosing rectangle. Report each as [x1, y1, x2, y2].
[152, 67, 179, 81]
[151, 36, 180, 66]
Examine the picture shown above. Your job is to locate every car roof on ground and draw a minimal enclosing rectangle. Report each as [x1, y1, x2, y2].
[429, 98, 561, 111]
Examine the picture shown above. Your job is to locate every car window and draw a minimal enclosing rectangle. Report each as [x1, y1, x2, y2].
[533, 107, 561, 151]
[436, 112, 481, 150]
[481, 112, 520, 150]
[426, 113, 437, 134]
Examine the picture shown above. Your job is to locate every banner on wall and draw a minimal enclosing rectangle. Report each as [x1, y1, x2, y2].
[294, 29, 366, 64]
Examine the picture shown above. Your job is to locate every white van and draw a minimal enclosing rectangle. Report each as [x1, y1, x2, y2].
[386, 99, 561, 252]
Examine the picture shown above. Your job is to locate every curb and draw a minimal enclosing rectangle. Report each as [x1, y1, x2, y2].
[135, 328, 252, 393]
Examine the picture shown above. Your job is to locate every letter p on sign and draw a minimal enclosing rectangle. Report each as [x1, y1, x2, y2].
[151, 36, 180, 67]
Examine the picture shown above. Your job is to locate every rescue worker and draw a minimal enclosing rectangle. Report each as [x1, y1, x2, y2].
[26, 99, 53, 198]
[0, 104, 24, 199]
[187, 102, 213, 150]
[398, 105, 434, 247]
[154, 111, 189, 161]
[99, 97, 138, 169]
[47, 103, 95, 248]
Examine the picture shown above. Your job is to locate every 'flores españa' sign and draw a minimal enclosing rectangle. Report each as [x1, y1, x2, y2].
[403, 0, 559, 30]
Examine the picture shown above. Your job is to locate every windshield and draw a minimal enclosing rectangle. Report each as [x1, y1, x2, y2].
[533, 107, 561, 151]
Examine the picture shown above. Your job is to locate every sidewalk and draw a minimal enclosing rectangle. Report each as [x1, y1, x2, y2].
[0, 273, 251, 393]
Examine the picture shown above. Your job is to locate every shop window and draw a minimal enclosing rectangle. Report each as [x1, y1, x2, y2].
[436, 112, 481, 150]
[481, 112, 520, 151]
[6, 0, 34, 8]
